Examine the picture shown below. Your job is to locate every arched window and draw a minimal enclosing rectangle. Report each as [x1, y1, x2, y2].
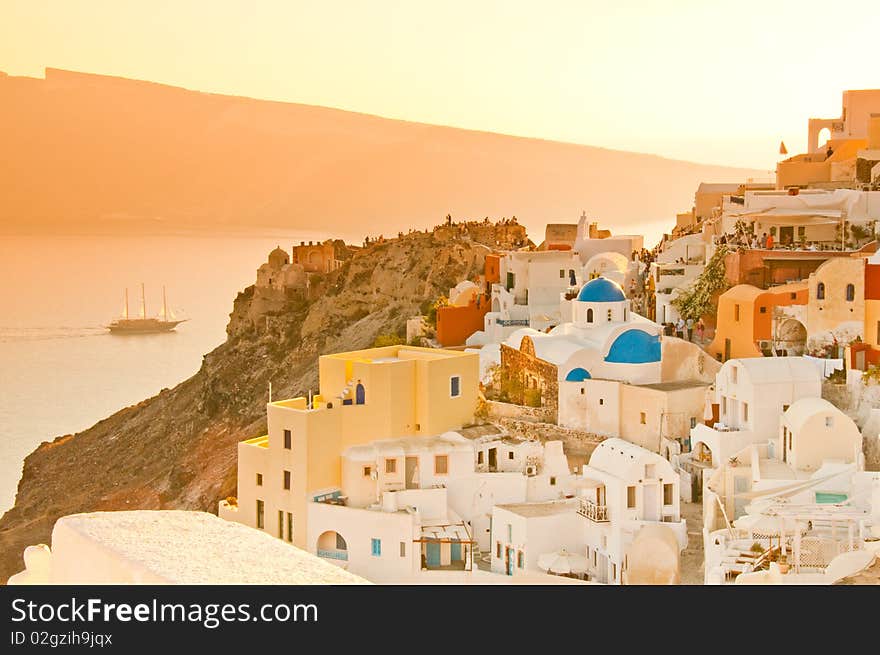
[586, 308, 593, 323]
[846, 283, 855, 301]
[817, 282, 825, 300]
[355, 382, 365, 405]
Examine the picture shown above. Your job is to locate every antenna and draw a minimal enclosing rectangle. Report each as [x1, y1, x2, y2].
[268, 382, 273, 403]
[124, 288, 129, 319]
[162, 286, 168, 322]
[140, 282, 146, 318]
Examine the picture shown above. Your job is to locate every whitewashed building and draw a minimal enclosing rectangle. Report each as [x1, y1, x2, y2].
[577, 438, 687, 584]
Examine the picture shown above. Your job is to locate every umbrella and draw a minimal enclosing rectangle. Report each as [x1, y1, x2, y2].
[537, 548, 588, 575]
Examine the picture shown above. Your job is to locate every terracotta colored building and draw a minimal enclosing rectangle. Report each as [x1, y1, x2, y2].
[292, 241, 339, 273]
[708, 282, 808, 361]
[436, 293, 490, 347]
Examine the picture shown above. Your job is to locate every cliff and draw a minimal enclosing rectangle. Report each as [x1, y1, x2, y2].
[0, 68, 763, 238]
[0, 228, 491, 582]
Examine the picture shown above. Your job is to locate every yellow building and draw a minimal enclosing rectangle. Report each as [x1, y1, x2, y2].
[221, 346, 479, 549]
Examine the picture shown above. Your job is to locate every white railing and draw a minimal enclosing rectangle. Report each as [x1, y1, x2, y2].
[577, 498, 609, 522]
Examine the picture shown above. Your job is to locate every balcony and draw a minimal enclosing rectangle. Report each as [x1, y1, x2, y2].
[497, 318, 530, 327]
[316, 549, 349, 561]
[577, 498, 609, 522]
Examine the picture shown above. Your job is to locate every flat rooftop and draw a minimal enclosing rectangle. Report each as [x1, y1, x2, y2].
[638, 380, 710, 392]
[496, 499, 578, 518]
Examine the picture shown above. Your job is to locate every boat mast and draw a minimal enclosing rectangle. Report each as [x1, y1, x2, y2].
[140, 282, 146, 318]
[162, 286, 168, 322]
[124, 288, 129, 319]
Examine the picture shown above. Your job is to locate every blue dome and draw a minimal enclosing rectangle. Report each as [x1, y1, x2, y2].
[605, 329, 661, 364]
[564, 367, 592, 382]
[576, 277, 625, 303]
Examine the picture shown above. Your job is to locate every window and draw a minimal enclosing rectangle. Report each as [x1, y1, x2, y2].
[550, 476, 557, 486]
[607, 309, 612, 321]
[846, 283, 855, 302]
[286, 512, 293, 542]
[690, 417, 697, 429]
[759, 306, 767, 314]
[734, 304, 740, 321]
[731, 366, 737, 383]
[507, 524, 513, 542]
[283, 429, 292, 449]
[508, 451, 515, 460]
[385, 458, 397, 474]
[722, 396, 727, 414]
[278, 511, 283, 538]
[580, 387, 585, 395]
[363, 466, 372, 478]
[817, 282, 825, 300]
[496, 542, 502, 558]
[825, 416, 834, 428]
[587, 308, 593, 323]
[599, 398, 604, 406]
[517, 551, 524, 568]
[640, 412, 646, 425]
[663, 483, 674, 505]
[742, 403, 749, 422]
[559, 269, 565, 278]
[770, 226, 777, 237]
[256, 473, 263, 486]
[783, 404, 789, 413]
[612, 563, 617, 580]
[371, 538, 381, 557]
[400, 541, 406, 557]
[283, 470, 291, 490]
[790, 293, 797, 300]
[450, 375, 461, 398]
[477, 451, 484, 464]
[434, 454, 448, 475]
[256, 500, 264, 529]
[797, 226, 806, 238]
[627, 486, 636, 508]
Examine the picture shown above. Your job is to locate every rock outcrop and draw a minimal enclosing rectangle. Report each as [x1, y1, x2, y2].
[0, 228, 492, 583]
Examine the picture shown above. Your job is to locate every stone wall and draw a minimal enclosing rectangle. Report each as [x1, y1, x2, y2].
[499, 341, 559, 418]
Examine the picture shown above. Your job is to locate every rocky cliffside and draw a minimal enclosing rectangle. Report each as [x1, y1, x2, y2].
[0, 229, 490, 583]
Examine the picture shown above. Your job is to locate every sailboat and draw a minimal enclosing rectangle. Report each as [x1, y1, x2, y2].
[107, 284, 187, 334]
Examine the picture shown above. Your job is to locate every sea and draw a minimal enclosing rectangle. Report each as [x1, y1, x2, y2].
[0, 232, 355, 515]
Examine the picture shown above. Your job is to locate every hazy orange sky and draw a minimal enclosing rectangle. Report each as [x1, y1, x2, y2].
[1, 0, 876, 169]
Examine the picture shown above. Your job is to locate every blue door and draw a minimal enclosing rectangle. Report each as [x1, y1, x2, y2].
[355, 383, 365, 405]
[450, 540, 462, 561]
[426, 542, 441, 567]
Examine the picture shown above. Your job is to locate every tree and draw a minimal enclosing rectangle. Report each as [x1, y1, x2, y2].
[671, 245, 729, 322]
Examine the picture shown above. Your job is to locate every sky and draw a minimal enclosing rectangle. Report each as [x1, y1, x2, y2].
[1, 0, 877, 170]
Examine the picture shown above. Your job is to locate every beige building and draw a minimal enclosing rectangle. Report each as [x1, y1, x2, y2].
[780, 398, 862, 473]
[806, 256, 866, 350]
[220, 346, 479, 549]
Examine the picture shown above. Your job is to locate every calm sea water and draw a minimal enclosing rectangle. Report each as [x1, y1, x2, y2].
[0, 232, 353, 514]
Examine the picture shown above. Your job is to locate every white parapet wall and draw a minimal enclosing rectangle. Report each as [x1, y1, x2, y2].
[8, 510, 370, 585]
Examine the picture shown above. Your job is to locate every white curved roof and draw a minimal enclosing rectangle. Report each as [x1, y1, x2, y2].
[529, 335, 586, 366]
[504, 327, 543, 350]
[782, 397, 848, 432]
[587, 438, 669, 479]
[725, 357, 820, 385]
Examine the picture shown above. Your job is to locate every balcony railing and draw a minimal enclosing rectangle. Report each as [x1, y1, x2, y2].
[497, 318, 530, 327]
[317, 549, 349, 561]
[578, 498, 609, 522]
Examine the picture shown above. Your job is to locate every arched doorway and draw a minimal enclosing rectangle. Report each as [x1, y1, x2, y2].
[776, 319, 807, 356]
[316, 531, 348, 561]
[355, 382, 365, 405]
